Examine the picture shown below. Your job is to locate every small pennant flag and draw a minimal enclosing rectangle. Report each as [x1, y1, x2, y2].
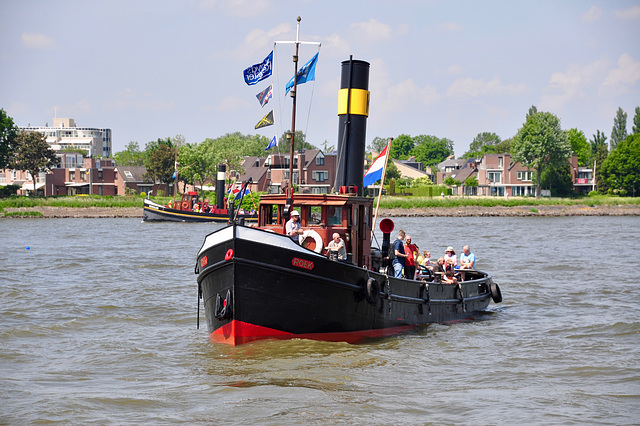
[255, 110, 274, 129]
[285, 52, 319, 95]
[243, 51, 273, 86]
[265, 135, 278, 151]
[256, 83, 273, 107]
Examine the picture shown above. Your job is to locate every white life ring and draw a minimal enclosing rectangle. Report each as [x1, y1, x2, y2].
[299, 229, 324, 253]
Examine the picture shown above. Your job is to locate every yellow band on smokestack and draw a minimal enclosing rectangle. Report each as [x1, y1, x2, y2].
[338, 88, 370, 116]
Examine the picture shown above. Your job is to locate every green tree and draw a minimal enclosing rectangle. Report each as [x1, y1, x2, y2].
[321, 139, 335, 153]
[113, 141, 145, 166]
[1, 109, 19, 169]
[462, 175, 478, 196]
[443, 176, 460, 187]
[144, 138, 177, 186]
[610, 107, 627, 151]
[512, 110, 571, 198]
[590, 130, 608, 192]
[367, 136, 389, 153]
[411, 175, 434, 187]
[279, 130, 315, 151]
[389, 134, 414, 159]
[540, 163, 573, 197]
[632, 106, 640, 135]
[383, 161, 401, 185]
[410, 135, 454, 168]
[177, 142, 210, 193]
[10, 130, 60, 193]
[567, 128, 590, 166]
[599, 133, 640, 196]
[464, 132, 502, 158]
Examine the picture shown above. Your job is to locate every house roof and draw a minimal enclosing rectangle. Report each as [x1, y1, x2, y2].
[239, 156, 268, 183]
[117, 166, 148, 182]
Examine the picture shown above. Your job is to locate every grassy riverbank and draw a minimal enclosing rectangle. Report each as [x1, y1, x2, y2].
[378, 195, 640, 209]
[1, 194, 639, 218]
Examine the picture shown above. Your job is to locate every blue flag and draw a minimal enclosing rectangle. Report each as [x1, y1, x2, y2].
[285, 52, 318, 95]
[265, 135, 278, 151]
[243, 51, 273, 86]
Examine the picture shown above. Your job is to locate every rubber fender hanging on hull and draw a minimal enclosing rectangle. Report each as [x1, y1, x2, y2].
[490, 282, 502, 303]
[214, 289, 232, 320]
[365, 277, 380, 305]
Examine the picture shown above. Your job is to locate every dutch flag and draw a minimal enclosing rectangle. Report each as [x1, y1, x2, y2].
[363, 144, 389, 188]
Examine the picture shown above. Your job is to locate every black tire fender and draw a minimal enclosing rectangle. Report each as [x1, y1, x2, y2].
[490, 282, 502, 303]
[365, 278, 380, 305]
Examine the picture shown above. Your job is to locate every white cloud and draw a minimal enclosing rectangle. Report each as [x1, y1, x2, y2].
[236, 23, 292, 60]
[614, 5, 640, 20]
[21, 33, 55, 49]
[539, 58, 609, 110]
[368, 58, 440, 115]
[581, 6, 602, 23]
[599, 53, 640, 96]
[446, 77, 527, 97]
[350, 18, 393, 42]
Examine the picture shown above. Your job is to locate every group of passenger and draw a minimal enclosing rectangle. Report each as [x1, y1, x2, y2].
[390, 229, 475, 284]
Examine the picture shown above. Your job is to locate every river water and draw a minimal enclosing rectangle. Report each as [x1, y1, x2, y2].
[1, 215, 639, 424]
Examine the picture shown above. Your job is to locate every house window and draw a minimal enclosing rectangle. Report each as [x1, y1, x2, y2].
[316, 155, 324, 166]
[98, 170, 103, 179]
[498, 157, 503, 168]
[517, 171, 532, 181]
[312, 171, 328, 182]
[69, 171, 75, 180]
[124, 171, 133, 179]
[488, 172, 501, 183]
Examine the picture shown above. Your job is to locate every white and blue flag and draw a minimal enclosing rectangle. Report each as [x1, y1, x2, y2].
[264, 135, 278, 151]
[243, 51, 273, 86]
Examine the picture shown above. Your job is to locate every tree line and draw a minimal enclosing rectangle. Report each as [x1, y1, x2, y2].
[2, 105, 639, 197]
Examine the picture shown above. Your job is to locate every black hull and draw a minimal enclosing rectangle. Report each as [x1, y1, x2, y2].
[196, 225, 496, 345]
[143, 200, 257, 223]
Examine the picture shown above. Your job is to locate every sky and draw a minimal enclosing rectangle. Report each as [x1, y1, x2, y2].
[1, 0, 639, 158]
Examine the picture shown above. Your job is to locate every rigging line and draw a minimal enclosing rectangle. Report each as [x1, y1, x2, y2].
[302, 44, 321, 147]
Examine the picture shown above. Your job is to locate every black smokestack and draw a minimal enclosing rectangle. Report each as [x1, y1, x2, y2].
[335, 57, 370, 195]
[216, 164, 226, 209]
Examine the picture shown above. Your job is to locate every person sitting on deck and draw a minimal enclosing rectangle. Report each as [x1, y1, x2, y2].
[421, 250, 433, 270]
[444, 246, 458, 269]
[459, 245, 475, 269]
[458, 245, 475, 281]
[325, 233, 346, 261]
[431, 257, 446, 283]
[442, 269, 459, 285]
[285, 210, 304, 242]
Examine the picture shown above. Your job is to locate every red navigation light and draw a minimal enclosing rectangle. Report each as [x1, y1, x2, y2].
[379, 218, 394, 234]
[200, 256, 208, 268]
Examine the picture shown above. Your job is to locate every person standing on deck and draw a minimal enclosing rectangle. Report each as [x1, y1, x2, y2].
[392, 230, 409, 278]
[285, 210, 304, 242]
[404, 235, 419, 279]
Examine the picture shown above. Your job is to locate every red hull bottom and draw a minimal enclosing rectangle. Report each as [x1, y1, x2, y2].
[210, 320, 418, 345]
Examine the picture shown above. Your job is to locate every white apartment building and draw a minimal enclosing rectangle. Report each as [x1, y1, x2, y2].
[20, 118, 112, 158]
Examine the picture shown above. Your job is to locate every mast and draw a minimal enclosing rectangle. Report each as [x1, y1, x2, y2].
[288, 16, 301, 193]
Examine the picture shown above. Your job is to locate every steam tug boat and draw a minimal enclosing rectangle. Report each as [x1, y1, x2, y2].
[143, 191, 257, 223]
[194, 32, 501, 345]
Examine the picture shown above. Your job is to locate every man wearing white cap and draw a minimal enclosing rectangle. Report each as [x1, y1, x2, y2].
[286, 210, 304, 242]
